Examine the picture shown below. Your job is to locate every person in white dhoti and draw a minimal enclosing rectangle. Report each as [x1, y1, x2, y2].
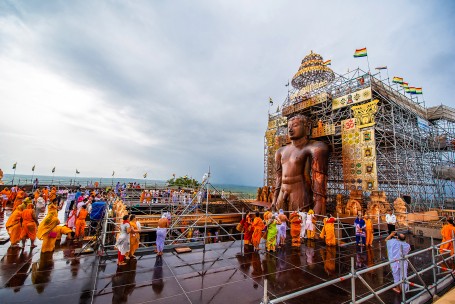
[305, 209, 316, 239]
[299, 210, 307, 239]
[116, 215, 131, 266]
[386, 231, 411, 294]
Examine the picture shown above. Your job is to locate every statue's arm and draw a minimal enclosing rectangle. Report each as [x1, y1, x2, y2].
[272, 149, 282, 207]
[311, 142, 329, 215]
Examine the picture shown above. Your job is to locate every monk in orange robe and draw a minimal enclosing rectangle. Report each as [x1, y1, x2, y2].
[75, 205, 88, 240]
[40, 220, 74, 252]
[42, 187, 49, 202]
[139, 190, 146, 203]
[21, 204, 39, 247]
[49, 187, 57, 203]
[365, 215, 374, 247]
[34, 189, 41, 203]
[251, 212, 265, 251]
[440, 218, 455, 255]
[6, 205, 24, 246]
[128, 214, 141, 258]
[290, 211, 302, 247]
[13, 189, 26, 211]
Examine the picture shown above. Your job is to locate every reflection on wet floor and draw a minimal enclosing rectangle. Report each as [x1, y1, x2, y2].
[0, 207, 452, 304]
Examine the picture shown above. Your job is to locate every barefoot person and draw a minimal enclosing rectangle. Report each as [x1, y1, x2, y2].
[386, 231, 411, 294]
[116, 215, 131, 266]
[128, 214, 141, 258]
[156, 213, 169, 256]
[6, 205, 24, 246]
[20, 204, 39, 248]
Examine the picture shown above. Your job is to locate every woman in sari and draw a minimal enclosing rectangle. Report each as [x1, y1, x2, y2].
[128, 214, 141, 258]
[6, 205, 24, 246]
[241, 212, 253, 246]
[66, 206, 77, 230]
[266, 215, 281, 252]
[116, 215, 131, 265]
[251, 212, 265, 251]
[21, 204, 39, 248]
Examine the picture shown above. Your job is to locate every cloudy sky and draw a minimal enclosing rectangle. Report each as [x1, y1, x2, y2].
[0, 1, 454, 186]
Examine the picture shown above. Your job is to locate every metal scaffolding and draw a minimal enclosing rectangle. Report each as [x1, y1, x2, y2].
[264, 52, 455, 211]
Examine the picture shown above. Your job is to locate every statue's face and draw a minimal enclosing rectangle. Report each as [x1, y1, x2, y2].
[288, 117, 306, 140]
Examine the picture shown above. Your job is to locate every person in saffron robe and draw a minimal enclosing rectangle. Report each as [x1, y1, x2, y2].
[139, 190, 146, 203]
[34, 188, 41, 203]
[6, 205, 24, 246]
[12, 188, 26, 211]
[156, 214, 169, 256]
[289, 211, 302, 247]
[276, 209, 288, 248]
[241, 212, 253, 246]
[365, 215, 374, 247]
[251, 212, 265, 251]
[128, 214, 141, 258]
[116, 215, 131, 265]
[75, 204, 88, 240]
[20, 204, 38, 248]
[306, 209, 316, 239]
[354, 214, 366, 246]
[266, 214, 281, 252]
[42, 187, 49, 203]
[320, 214, 336, 246]
[440, 218, 455, 255]
[66, 205, 77, 230]
[49, 187, 57, 203]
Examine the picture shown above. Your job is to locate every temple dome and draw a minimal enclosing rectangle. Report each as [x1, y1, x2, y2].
[291, 51, 335, 90]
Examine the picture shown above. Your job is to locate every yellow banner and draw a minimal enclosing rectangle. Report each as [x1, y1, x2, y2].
[332, 87, 372, 110]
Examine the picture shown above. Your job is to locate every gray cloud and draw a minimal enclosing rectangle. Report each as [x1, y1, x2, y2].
[1, 1, 454, 185]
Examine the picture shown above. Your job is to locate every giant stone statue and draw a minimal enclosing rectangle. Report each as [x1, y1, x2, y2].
[272, 114, 329, 214]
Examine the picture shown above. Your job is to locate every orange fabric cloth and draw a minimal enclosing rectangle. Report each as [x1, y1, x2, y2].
[20, 206, 37, 241]
[37, 214, 60, 240]
[1, 188, 11, 208]
[290, 213, 302, 246]
[440, 224, 455, 255]
[129, 221, 140, 255]
[6, 206, 24, 244]
[251, 216, 265, 248]
[140, 191, 145, 203]
[365, 218, 374, 246]
[75, 209, 88, 238]
[13, 190, 26, 211]
[34, 189, 40, 201]
[42, 188, 49, 201]
[41, 225, 73, 252]
[49, 188, 57, 202]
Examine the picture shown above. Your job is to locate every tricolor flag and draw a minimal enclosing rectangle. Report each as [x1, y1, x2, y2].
[415, 87, 423, 94]
[76, 169, 80, 174]
[353, 48, 367, 58]
[32, 165, 35, 172]
[401, 82, 409, 88]
[405, 87, 411, 93]
[408, 87, 417, 94]
[392, 77, 404, 84]
[375, 66, 387, 70]
[143, 173, 147, 178]
[52, 167, 56, 173]
[112, 171, 115, 177]
[323, 60, 331, 66]
[12, 162, 17, 170]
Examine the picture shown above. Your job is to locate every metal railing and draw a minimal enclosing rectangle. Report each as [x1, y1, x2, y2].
[261, 234, 455, 304]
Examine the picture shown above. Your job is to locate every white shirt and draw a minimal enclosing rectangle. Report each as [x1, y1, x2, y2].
[386, 214, 397, 225]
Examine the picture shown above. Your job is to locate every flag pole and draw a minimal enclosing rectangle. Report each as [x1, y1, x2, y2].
[31, 166, 35, 186]
[12, 163, 17, 186]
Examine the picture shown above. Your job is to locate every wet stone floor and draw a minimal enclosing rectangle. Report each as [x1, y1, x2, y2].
[0, 210, 450, 304]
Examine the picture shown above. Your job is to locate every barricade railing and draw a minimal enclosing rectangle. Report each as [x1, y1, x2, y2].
[261, 233, 455, 304]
